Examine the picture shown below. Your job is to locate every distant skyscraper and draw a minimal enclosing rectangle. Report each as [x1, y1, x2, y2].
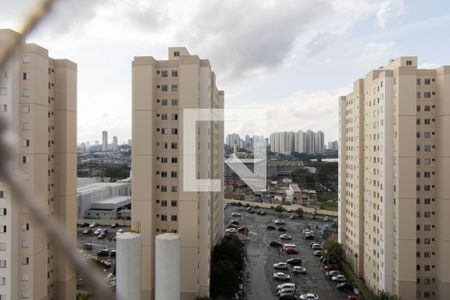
[327, 140, 338, 151]
[314, 130, 324, 155]
[0, 29, 77, 300]
[339, 57, 450, 299]
[102, 130, 108, 151]
[132, 47, 224, 299]
[112, 136, 118, 151]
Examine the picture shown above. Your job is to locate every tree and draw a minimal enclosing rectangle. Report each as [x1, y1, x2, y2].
[274, 205, 284, 213]
[375, 290, 400, 300]
[295, 208, 304, 218]
[292, 168, 315, 190]
[323, 240, 343, 263]
[104, 164, 130, 181]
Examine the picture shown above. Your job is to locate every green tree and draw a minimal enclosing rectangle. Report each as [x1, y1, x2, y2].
[376, 290, 400, 300]
[274, 205, 284, 213]
[104, 164, 130, 181]
[323, 240, 343, 263]
[292, 168, 315, 190]
[295, 208, 304, 218]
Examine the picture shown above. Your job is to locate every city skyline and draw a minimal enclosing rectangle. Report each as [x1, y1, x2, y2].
[2, 1, 450, 143]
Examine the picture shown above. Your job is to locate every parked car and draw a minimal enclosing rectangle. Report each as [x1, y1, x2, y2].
[270, 240, 283, 248]
[287, 208, 294, 212]
[292, 266, 307, 274]
[278, 286, 296, 295]
[83, 243, 93, 250]
[324, 264, 339, 271]
[336, 282, 354, 292]
[266, 225, 276, 230]
[110, 223, 119, 228]
[94, 228, 102, 235]
[313, 250, 323, 257]
[305, 234, 315, 240]
[279, 292, 297, 300]
[238, 226, 249, 234]
[110, 250, 117, 257]
[273, 272, 291, 281]
[225, 228, 237, 233]
[98, 232, 106, 239]
[116, 228, 124, 235]
[88, 222, 98, 228]
[231, 212, 241, 217]
[289, 215, 296, 220]
[78, 222, 89, 227]
[227, 223, 238, 229]
[286, 258, 302, 265]
[323, 216, 330, 222]
[273, 262, 289, 270]
[257, 211, 266, 215]
[82, 228, 92, 235]
[312, 244, 322, 250]
[278, 227, 288, 232]
[277, 283, 295, 291]
[331, 274, 347, 282]
[230, 220, 240, 225]
[285, 248, 299, 255]
[325, 270, 340, 279]
[274, 219, 285, 225]
[280, 234, 292, 240]
[97, 249, 110, 257]
[299, 293, 319, 300]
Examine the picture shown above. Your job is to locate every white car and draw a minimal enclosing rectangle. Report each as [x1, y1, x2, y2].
[287, 208, 294, 212]
[225, 228, 237, 233]
[273, 262, 289, 270]
[323, 216, 330, 222]
[310, 243, 320, 248]
[277, 283, 295, 291]
[231, 212, 241, 217]
[303, 229, 313, 234]
[299, 293, 319, 300]
[313, 250, 323, 257]
[292, 266, 307, 274]
[280, 234, 292, 240]
[325, 270, 340, 279]
[273, 272, 291, 281]
[312, 244, 322, 250]
[94, 228, 102, 235]
[278, 287, 295, 295]
[332, 274, 347, 282]
[274, 219, 285, 225]
[116, 228, 124, 235]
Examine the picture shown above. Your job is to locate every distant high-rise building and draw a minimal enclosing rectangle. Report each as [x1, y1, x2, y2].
[295, 130, 305, 153]
[327, 140, 338, 151]
[0, 29, 77, 300]
[132, 47, 224, 300]
[269, 130, 324, 155]
[102, 130, 108, 151]
[314, 130, 324, 155]
[112, 136, 118, 151]
[339, 57, 450, 299]
[226, 133, 242, 149]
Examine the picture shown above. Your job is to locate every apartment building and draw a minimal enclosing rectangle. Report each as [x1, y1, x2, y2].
[270, 130, 324, 155]
[0, 29, 77, 300]
[131, 47, 224, 300]
[338, 57, 450, 299]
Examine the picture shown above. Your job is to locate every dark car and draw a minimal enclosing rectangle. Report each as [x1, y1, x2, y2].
[227, 223, 238, 229]
[287, 258, 302, 265]
[270, 240, 283, 248]
[238, 226, 249, 234]
[97, 249, 110, 257]
[83, 243, 93, 250]
[336, 282, 355, 292]
[305, 234, 314, 240]
[278, 227, 288, 232]
[279, 292, 297, 300]
[266, 225, 276, 230]
[285, 248, 299, 255]
[230, 220, 240, 225]
[257, 211, 266, 215]
[110, 250, 117, 257]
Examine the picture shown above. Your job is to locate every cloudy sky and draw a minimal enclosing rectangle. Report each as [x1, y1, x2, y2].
[1, 0, 450, 144]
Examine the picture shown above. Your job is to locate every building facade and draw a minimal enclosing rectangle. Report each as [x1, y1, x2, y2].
[102, 130, 108, 151]
[0, 29, 77, 300]
[339, 57, 450, 299]
[270, 130, 324, 155]
[131, 47, 224, 300]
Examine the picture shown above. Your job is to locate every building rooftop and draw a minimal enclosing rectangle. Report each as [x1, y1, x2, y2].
[89, 196, 131, 210]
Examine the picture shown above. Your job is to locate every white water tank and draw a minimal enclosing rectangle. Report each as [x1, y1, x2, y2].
[155, 233, 180, 300]
[116, 232, 142, 300]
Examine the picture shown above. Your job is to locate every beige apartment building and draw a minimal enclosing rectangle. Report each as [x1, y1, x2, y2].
[0, 29, 77, 300]
[131, 47, 224, 300]
[339, 57, 450, 299]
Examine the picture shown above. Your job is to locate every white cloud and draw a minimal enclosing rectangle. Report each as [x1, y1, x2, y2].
[375, 0, 405, 28]
[355, 41, 397, 69]
[418, 62, 440, 69]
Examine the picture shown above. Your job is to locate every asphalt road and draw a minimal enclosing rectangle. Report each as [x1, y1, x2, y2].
[225, 205, 348, 300]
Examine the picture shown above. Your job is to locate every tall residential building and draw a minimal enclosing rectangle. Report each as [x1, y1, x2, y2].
[0, 29, 77, 300]
[269, 130, 324, 155]
[102, 130, 108, 151]
[225, 133, 242, 149]
[314, 130, 325, 155]
[112, 136, 118, 152]
[339, 57, 450, 299]
[132, 47, 224, 300]
[328, 140, 338, 151]
[295, 130, 305, 153]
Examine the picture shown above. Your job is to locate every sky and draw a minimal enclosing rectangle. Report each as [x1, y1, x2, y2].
[1, 0, 450, 144]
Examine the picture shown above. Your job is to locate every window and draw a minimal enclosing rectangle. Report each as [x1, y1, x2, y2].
[171, 85, 178, 92]
[171, 215, 178, 221]
[171, 99, 178, 106]
[0, 243, 5, 251]
[0, 208, 6, 216]
[22, 122, 30, 130]
[417, 105, 421, 112]
[174, 51, 180, 57]
[161, 85, 168, 92]
[171, 171, 177, 178]
[424, 79, 431, 85]
[0, 226, 6, 233]
[417, 79, 421, 85]
[21, 240, 29, 248]
[22, 89, 30, 97]
[424, 132, 431, 138]
[23, 72, 30, 80]
[171, 186, 177, 192]
[0, 277, 5, 285]
[161, 157, 168, 163]
[161, 99, 168, 106]
[161, 200, 167, 207]
[171, 157, 177, 163]
[160, 215, 167, 221]
[0, 260, 6, 268]
[171, 128, 178, 135]
[171, 70, 178, 77]
[406, 60, 412, 65]
[161, 128, 168, 135]
[424, 119, 431, 125]
[161, 70, 168, 77]
[22, 156, 31, 164]
[171, 200, 177, 207]
[0, 105, 6, 113]
[0, 87, 7, 95]
[22, 139, 30, 147]
[424, 105, 431, 112]
[424, 92, 431, 98]
[160, 142, 168, 149]
[161, 113, 168, 120]
[171, 113, 178, 120]
[171, 143, 177, 149]
[161, 171, 167, 178]
[22, 223, 30, 231]
[22, 105, 30, 113]
[21, 257, 29, 265]
[160, 186, 167, 192]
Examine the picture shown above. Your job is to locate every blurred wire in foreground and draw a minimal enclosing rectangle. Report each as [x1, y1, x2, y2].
[0, 0, 116, 299]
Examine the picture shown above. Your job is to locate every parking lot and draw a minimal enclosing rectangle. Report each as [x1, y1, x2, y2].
[225, 204, 348, 300]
